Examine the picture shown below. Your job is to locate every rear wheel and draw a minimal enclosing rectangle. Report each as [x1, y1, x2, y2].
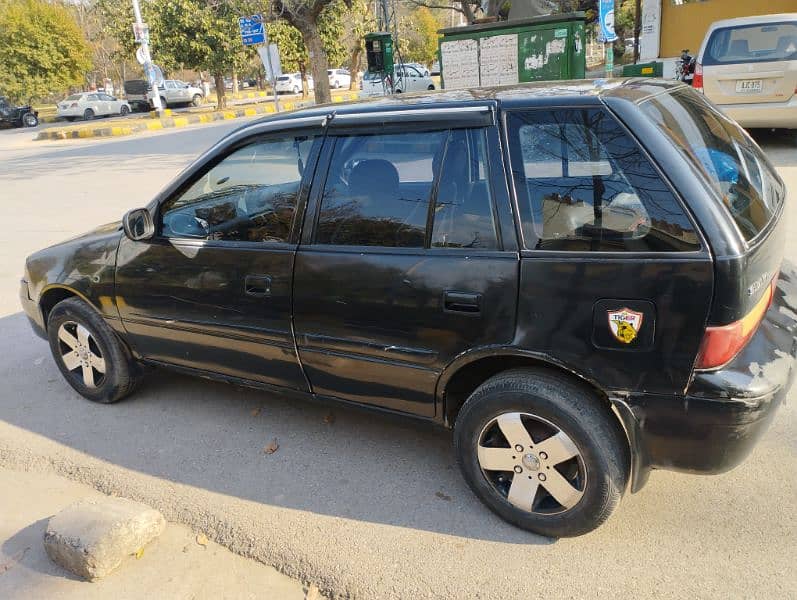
[454, 368, 629, 537]
[160, 96, 167, 109]
[120, 105, 130, 116]
[427, 84, 435, 90]
[47, 297, 142, 404]
[83, 108, 94, 121]
[192, 94, 203, 107]
[292, 86, 300, 95]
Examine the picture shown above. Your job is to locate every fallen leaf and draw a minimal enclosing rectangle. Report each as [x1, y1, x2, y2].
[134, 547, 145, 559]
[264, 438, 279, 454]
[251, 407, 261, 417]
[196, 533, 209, 547]
[323, 412, 335, 424]
[435, 491, 452, 502]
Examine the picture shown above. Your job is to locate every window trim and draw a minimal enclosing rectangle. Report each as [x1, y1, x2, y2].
[155, 128, 323, 246]
[305, 125, 504, 252]
[502, 106, 707, 256]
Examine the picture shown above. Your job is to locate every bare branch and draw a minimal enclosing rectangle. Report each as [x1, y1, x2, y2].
[404, 0, 466, 15]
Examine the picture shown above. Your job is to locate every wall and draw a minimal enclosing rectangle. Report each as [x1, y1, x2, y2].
[660, 0, 797, 57]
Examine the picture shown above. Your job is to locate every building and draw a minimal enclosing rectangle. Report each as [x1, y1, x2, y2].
[640, 0, 797, 64]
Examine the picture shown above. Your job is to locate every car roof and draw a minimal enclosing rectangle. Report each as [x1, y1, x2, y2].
[704, 13, 796, 29]
[240, 78, 684, 131]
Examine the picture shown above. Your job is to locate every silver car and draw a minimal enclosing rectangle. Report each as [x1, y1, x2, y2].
[56, 92, 131, 121]
[696, 13, 797, 129]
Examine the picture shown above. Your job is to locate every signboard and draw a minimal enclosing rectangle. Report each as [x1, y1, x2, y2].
[145, 63, 164, 86]
[599, 0, 617, 42]
[479, 35, 518, 87]
[239, 14, 266, 46]
[133, 22, 149, 44]
[440, 38, 479, 90]
[257, 44, 282, 80]
[135, 45, 151, 66]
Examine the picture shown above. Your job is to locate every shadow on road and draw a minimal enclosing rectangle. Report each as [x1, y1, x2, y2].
[0, 311, 550, 546]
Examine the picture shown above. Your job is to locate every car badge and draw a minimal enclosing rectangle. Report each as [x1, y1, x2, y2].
[607, 308, 643, 344]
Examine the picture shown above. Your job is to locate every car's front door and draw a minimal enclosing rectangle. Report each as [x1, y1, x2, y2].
[115, 125, 323, 390]
[292, 109, 519, 417]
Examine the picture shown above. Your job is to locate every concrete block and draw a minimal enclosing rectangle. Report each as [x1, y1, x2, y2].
[43, 496, 165, 581]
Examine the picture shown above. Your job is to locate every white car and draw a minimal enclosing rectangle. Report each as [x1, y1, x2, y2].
[56, 92, 131, 121]
[695, 13, 797, 129]
[360, 64, 436, 97]
[405, 62, 430, 77]
[275, 73, 314, 95]
[147, 80, 204, 108]
[327, 68, 351, 89]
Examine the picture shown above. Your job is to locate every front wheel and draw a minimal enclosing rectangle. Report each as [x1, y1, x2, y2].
[427, 84, 435, 90]
[120, 105, 130, 116]
[47, 297, 142, 404]
[22, 112, 38, 127]
[192, 94, 203, 107]
[454, 368, 629, 538]
[83, 108, 94, 121]
[292, 86, 300, 95]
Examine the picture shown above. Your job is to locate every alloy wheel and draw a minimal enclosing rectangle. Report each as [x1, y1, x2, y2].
[56, 321, 106, 388]
[477, 412, 586, 515]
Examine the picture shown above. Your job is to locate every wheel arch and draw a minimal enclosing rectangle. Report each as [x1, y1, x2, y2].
[39, 285, 92, 330]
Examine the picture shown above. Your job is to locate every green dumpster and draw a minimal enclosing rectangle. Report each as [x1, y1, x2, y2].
[438, 12, 586, 90]
[622, 62, 663, 77]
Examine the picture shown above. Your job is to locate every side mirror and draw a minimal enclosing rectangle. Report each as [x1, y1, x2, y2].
[122, 208, 155, 241]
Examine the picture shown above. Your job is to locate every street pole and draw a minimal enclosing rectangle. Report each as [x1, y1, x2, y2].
[605, 41, 614, 78]
[265, 45, 280, 113]
[132, 0, 162, 116]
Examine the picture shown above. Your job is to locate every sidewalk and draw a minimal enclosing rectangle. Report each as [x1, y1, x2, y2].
[0, 468, 307, 600]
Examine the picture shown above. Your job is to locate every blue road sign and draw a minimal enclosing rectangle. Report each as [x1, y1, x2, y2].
[239, 15, 266, 46]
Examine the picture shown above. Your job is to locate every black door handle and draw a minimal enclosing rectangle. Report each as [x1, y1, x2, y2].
[245, 275, 272, 298]
[443, 291, 482, 314]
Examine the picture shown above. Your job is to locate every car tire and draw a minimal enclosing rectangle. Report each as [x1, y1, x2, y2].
[47, 297, 142, 404]
[428, 84, 435, 90]
[453, 368, 629, 538]
[160, 96, 168, 109]
[292, 86, 299, 95]
[22, 112, 38, 127]
[83, 108, 94, 121]
[332, 80, 340, 89]
[192, 94, 203, 107]
[120, 105, 130, 116]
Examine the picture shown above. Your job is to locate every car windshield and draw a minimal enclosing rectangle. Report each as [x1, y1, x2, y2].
[703, 21, 797, 66]
[363, 72, 381, 81]
[640, 87, 784, 242]
[277, 76, 290, 81]
[64, 94, 82, 101]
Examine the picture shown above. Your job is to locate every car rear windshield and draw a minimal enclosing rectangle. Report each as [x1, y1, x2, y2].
[639, 87, 784, 242]
[65, 94, 82, 101]
[703, 21, 797, 66]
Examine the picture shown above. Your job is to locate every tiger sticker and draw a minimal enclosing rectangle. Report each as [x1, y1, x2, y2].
[607, 308, 644, 344]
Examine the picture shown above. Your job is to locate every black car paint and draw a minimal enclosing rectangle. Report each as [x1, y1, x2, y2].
[21, 79, 795, 493]
[0, 96, 38, 128]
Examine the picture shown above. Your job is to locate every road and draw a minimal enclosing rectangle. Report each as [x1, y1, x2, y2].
[0, 120, 795, 599]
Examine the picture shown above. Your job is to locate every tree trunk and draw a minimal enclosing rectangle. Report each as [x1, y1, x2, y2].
[349, 46, 362, 91]
[633, 0, 642, 64]
[213, 72, 226, 109]
[299, 23, 332, 104]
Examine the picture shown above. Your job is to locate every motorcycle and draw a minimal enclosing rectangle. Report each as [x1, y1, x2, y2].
[676, 49, 696, 86]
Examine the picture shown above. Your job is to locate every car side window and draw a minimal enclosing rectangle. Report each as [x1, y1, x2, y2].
[87, 94, 100, 101]
[507, 109, 700, 252]
[431, 129, 498, 249]
[160, 135, 315, 243]
[315, 130, 447, 247]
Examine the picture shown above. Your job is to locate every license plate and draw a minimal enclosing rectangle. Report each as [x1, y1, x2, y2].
[736, 79, 762, 93]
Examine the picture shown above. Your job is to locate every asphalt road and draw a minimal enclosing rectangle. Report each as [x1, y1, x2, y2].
[0, 120, 795, 599]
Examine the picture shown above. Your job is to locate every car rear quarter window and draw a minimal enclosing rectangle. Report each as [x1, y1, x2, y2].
[703, 21, 797, 66]
[639, 88, 784, 242]
[507, 108, 700, 252]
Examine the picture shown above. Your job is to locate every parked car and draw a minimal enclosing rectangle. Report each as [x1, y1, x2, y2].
[0, 96, 38, 128]
[430, 60, 441, 76]
[360, 64, 436, 97]
[147, 80, 204, 109]
[275, 72, 314, 94]
[123, 79, 151, 112]
[21, 80, 795, 538]
[327, 68, 351, 89]
[56, 92, 130, 121]
[695, 13, 797, 129]
[405, 62, 430, 76]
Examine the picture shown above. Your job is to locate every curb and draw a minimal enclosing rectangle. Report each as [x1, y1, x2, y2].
[36, 101, 312, 141]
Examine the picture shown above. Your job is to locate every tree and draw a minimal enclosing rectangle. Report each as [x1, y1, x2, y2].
[0, 0, 92, 102]
[405, 0, 510, 25]
[271, 0, 351, 104]
[402, 7, 441, 67]
[342, 0, 376, 90]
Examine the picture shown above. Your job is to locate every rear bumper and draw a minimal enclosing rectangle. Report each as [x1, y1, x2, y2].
[615, 263, 797, 491]
[717, 95, 797, 129]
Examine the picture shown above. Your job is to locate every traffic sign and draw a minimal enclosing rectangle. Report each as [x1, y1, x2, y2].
[135, 45, 151, 66]
[598, 0, 617, 43]
[239, 15, 266, 46]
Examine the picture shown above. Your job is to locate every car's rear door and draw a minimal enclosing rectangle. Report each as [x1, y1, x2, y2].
[115, 119, 324, 390]
[292, 106, 519, 417]
[701, 19, 797, 105]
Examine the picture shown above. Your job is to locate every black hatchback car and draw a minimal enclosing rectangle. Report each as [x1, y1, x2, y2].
[21, 80, 796, 537]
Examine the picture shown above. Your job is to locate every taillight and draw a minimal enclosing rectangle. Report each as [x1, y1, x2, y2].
[696, 279, 775, 370]
[693, 63, 703, 93]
